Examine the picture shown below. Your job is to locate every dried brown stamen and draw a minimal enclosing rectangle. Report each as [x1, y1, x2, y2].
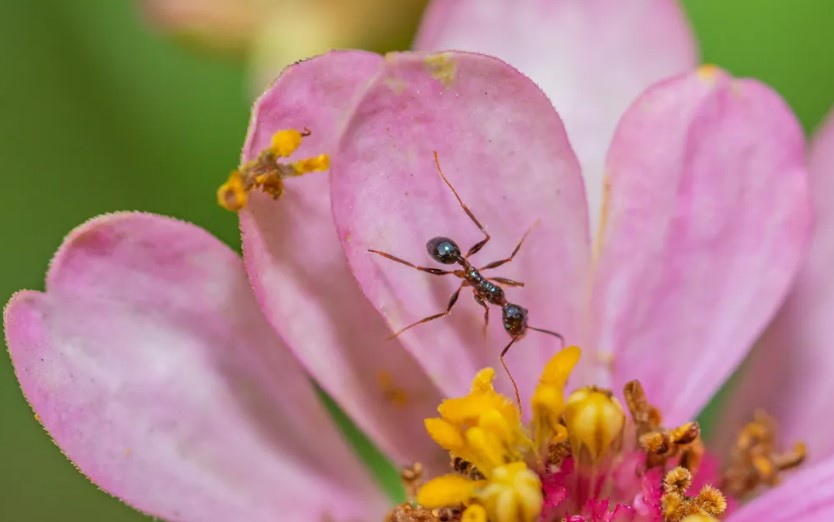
[661, 467, 727, 522]
[721, 410, 807, 497]
[401, 462, 424, 501]
[624, 380, 663, 437]
[625, 380, 704, 473]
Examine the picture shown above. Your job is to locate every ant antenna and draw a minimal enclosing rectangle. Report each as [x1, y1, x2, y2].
[499, 337, 522, 414]
[528, 327, 566, 348]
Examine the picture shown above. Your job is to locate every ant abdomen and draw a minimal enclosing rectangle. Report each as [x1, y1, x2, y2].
[426, 237, 461, 264]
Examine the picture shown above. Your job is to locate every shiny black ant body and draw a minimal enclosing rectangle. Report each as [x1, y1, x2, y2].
[369, 152, 564, 401]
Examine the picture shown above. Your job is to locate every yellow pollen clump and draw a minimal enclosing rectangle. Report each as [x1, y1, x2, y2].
[218, 128, 329, 212]
[564, 386, 625, 463]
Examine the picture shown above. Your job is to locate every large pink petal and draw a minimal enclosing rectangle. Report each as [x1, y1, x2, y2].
[726, 456, 834, 521]
[716, 110, 834, 463]
[239, 51, 448, 473]
[589, 68, 811, 424]
[415, 0, 697, 232]
[331, 51, 590, 405]
[4, 213, 386, 522]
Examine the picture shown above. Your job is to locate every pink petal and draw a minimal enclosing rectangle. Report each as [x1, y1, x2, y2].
[726, 456, 834, 521]
[330, 51, 590, 404]
[716, 109, 834, 463]
[589, 68, 811, 424]
[415, 0, 697, 232]
[239, 51, 448, 472]
[4, 213, 386, 522]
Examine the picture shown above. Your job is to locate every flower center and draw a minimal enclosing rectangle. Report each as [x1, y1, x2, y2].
[387, 347, 805, 522]
[217, 128, 330, 211]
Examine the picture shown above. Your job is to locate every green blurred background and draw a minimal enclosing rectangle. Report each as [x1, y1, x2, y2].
[1, 0, 833, 520]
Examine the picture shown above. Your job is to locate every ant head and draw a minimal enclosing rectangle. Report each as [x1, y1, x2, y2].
[426, 237, 461, 264]
[502, 303, 528, 336]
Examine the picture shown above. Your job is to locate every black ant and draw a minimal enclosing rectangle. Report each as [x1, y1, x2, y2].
[369, 151, 564, 405]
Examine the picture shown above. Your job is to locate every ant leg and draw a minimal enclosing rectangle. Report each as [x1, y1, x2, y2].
[479, 220, 539, 271]
[499, 336, 522, 412]
[388, 284, 465, 339]
[474, 295, 489, 338]
[488, 277, 524, 287]
[432, 151, 491, 258]
[369, 249, 455, 276]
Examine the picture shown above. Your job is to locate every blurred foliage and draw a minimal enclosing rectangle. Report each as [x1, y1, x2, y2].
[0, 0, 832, 520]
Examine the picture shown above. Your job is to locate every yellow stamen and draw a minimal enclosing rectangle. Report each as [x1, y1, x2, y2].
[293, 153, 330, 174]
[217, 128, 328, 211]
[417, 473, 483, 508]
[217, 170, 247, 211]
[564, 386, 625, 463]
[425, 417, 464, 452]
[531, 346, 581, 451]
[270, 129, 304, 157]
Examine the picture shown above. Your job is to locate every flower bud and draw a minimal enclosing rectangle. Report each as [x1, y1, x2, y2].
[564, 386, 625, 463]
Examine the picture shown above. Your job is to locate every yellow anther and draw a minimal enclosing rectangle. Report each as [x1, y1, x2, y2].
[292, 153, 330, 174]
[217, 170, 248, 211]
[417, 473, 483, 508]
[478, 462, 542, 522]
[269, 129, 304, 157]
[532, 346, 581, 451]
[465, 427, 505, 473]
[472, 368, 497, 393]
[564, 386, 625, 463]
[461, 504, 487, 522]
[538, 346, 581, 386]
[478, 408, 513, 444]
[425, 417, 464, 452]
[437, 368, 519, 428]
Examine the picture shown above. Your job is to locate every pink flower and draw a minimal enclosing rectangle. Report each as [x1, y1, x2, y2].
[6, 45, 829, 521]
[6, 1, 834, 520]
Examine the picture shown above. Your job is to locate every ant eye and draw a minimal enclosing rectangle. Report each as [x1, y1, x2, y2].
[426, 237, 461, 264]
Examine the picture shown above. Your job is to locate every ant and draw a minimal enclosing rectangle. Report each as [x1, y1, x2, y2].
[369, 151, 564, 405]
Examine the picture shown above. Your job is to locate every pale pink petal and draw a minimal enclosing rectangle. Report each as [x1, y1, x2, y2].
[726, 456, 834, 521]
[415, 0, 697, 232]
[239, 51, 448, 473]
[4, 213, 385, 522]
[331, 51, 590, 404]
[590, 68, 811, 425]
[716, 109, 834, 463]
